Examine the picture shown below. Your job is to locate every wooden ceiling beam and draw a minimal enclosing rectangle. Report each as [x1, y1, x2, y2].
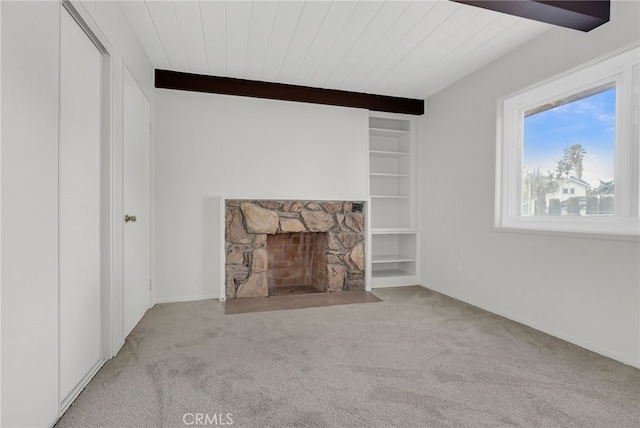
[451, 1, 610, 32]
[155, 69, 425, 115]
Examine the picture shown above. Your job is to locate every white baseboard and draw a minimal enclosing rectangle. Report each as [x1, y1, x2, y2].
[155, 294, 220, 304]
[417, 282, 640, 369]
[371, 281, 417, 289]
[113, 339, 125, 358]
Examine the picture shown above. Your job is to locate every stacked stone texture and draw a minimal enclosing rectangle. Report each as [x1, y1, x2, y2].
[225, 200, 365, 299]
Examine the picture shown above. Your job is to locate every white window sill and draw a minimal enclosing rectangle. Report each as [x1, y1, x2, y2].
[494, 218, 640, 242]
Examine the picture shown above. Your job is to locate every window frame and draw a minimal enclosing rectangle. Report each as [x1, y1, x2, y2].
[495, 45, 640, 238]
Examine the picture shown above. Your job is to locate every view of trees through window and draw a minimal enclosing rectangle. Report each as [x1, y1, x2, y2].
[522, 85, 616, 216]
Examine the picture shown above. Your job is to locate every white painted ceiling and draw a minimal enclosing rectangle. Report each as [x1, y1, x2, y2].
[119, 0, 552, 99]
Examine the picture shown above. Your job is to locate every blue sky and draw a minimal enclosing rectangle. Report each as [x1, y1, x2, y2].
[523, 87, 616, 187]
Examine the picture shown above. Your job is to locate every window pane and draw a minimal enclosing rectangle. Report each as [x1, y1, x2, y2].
[522, 85, 616, 216]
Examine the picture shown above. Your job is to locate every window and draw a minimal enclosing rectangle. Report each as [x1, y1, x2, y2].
[496, 46, 639, 236]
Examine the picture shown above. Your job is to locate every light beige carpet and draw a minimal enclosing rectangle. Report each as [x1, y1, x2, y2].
[56, 286, 639, 427]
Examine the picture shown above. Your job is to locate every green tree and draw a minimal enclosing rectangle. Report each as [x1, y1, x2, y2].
[555, 157, 572, 180]
[525, 169, 557, 216]
[548, 198, 561, 215]
[599, 195, 614, 214]
[586, 196, 599, 215]
[567, 197, 581, 215]
[555, 144, 586, 180]
[594, 179, 614, 195]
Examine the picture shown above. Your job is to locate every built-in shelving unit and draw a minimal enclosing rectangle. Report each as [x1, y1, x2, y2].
[368, 113, 419, 288]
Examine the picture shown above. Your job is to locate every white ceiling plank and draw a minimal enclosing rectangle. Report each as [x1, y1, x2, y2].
[119, 1, 170, 69]
[399, 11, 510, 97]
[293, 1, 358, 86]
[325, 1, 411, 89]
[350, 1, 461, 93]
[145, 0, 190, 72]
[260, 1, 304, 83]
[243, 1, 278, 81]
[365, 5, 483, 95]
[276, 1, 331, 83]
[403, 16, 549, 98]
[119, 0, 554, 100]
[199, 1, 227, 76]
[308, 1, 384, 88]
[337, 1, 438, 93]
[172, 1, 208, 75]
[417, 19, 550, 98]
[225, 1, 252, 79]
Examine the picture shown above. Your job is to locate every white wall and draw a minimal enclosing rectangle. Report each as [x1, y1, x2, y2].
[1, 1, 153, 426]
[154, 90, 368, 302]
[420, 0, 640, 367]
[1, 6, 3, 424]
[1, 3, 60, 425]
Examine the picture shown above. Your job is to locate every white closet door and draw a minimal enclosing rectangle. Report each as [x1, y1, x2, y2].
[122, 68, 151, 337]
[58, 7, 103, 402]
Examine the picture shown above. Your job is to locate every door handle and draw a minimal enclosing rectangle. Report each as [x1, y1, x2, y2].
[124, 214, 137, 223]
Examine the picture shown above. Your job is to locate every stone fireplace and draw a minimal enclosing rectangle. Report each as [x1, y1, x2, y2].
[225, 200, 365, 299]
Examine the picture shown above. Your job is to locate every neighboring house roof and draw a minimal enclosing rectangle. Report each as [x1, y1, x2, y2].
[557, 177, 591, 188]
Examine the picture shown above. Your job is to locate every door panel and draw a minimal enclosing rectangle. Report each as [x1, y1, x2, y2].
[123, 68, 151, 337]
[58, 7, 103, 401]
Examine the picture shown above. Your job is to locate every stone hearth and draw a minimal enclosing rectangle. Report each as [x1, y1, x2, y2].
[225, 200, 365, 299]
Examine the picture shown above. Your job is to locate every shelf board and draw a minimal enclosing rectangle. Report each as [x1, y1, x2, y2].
[372, 268, 415, 278]
[369, 127, 409, 137]
[372, 255, 415, 264]
[371, 279, 417, 288]
[369, 150, 409, 158]
[370, 195, 410, 199]
[369, 172, 410, 177]
[371, 228, 419, 234]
